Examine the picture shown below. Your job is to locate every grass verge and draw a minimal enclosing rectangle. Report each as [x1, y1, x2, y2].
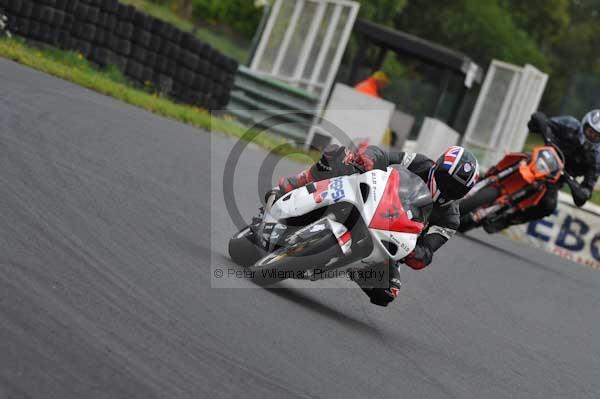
[0, 37, 316, 164]
[523, 132, 545, 152]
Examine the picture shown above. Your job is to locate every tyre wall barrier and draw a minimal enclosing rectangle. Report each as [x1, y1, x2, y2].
[0, 0, 238, 111]
[501, 191, 600, 271]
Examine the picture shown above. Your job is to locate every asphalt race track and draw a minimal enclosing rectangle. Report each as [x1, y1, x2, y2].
[1, 58, 600, 399]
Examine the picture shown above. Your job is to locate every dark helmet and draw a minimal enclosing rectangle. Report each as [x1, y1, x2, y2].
[428, 146, 479, 203]
[581, 109, 600, 144]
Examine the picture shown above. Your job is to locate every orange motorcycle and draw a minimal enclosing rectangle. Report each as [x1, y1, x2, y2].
[458, 139, 569, 233]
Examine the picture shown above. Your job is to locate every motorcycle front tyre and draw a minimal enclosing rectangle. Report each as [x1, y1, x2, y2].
[229, 226, 265, 267]
[458, 186, 501, 233]
[247, 230, 343, 286]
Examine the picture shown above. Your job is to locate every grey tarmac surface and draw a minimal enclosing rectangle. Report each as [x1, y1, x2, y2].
[1, 58, 599, 399]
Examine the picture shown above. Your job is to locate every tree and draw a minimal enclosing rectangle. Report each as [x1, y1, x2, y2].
[359, 0, 408, 26]
[394, 0, 549, 71]
[177, 0, 194, 19]
[499, 0, 570, 48]
[191, 0, 264, 38]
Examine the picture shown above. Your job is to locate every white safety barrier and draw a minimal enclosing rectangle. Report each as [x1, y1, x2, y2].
[415, 117, 460, 160]
[501, 192, 600, 270]
[462, 61, 548, 169]
[306, 83, 395, 149]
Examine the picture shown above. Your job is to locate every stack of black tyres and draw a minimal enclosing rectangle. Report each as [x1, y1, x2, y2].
[2, 0, 76, 47]
[0, 0, 237, 110]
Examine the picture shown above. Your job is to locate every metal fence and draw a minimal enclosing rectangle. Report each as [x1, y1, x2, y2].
[249, 0, 359, 111]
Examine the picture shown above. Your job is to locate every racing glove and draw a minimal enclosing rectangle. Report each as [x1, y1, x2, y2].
[342, 142, 375, 172]
[572, 185, 591, 208]
[564, 175, 592, 207]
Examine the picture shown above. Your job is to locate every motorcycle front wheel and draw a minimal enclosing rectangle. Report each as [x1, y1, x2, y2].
[458, 186, 501, 232]
[247, 230, 343, 286]
[228, 226, 265, 267]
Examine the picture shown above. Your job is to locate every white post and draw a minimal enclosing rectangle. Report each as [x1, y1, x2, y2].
[487, 67, 520, 157]
[462, 66, 496, 148]
[316, 2, 359, 113]
[463, 59, 548, 168]
[250, 0, 282, 71]
[502, 65, 548, 153]
[272, 0, 305, 76]
[308, 3, 342, 91]
[291, 1, 327, 85]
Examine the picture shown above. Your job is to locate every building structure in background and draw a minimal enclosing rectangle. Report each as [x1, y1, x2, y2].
[346, 20, 483, 133]
[226, 0, 549, 163]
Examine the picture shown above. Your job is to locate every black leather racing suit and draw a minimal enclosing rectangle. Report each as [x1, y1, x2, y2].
[290, 144, 459, 305]
[306, 145, 459, 249]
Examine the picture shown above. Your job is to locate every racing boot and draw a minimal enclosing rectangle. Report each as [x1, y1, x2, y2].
[351, 263, 401, 307]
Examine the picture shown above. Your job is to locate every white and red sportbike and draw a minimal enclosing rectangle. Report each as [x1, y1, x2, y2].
[228, 165, 433, 284]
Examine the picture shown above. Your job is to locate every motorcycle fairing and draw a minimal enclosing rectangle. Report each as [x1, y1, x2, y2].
[269, 168, 422, 262]
[269, 175, 361, 220]
[485, 146, 564, 210]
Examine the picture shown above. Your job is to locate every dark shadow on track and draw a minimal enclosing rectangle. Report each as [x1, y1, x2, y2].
[459, 232, 586, 283]
[459, 232, 542, 265]
[264, 286, 381, 338]
[214, 253, 381, 336]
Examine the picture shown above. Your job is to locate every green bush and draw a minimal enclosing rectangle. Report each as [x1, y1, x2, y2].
[191, 0, 263, 38]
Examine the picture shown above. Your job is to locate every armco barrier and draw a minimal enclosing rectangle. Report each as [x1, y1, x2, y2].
[501, 191, 600, 271]
[0, 0, 237, 111]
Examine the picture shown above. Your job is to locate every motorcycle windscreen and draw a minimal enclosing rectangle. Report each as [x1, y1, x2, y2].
[535, 149, 561, 176]
[368, 167, 432, 233]
[395, 166, 433, 224]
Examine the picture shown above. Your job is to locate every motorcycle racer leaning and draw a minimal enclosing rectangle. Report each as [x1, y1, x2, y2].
[483, 110, 600, 233]
[277, 144, 479, 306]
